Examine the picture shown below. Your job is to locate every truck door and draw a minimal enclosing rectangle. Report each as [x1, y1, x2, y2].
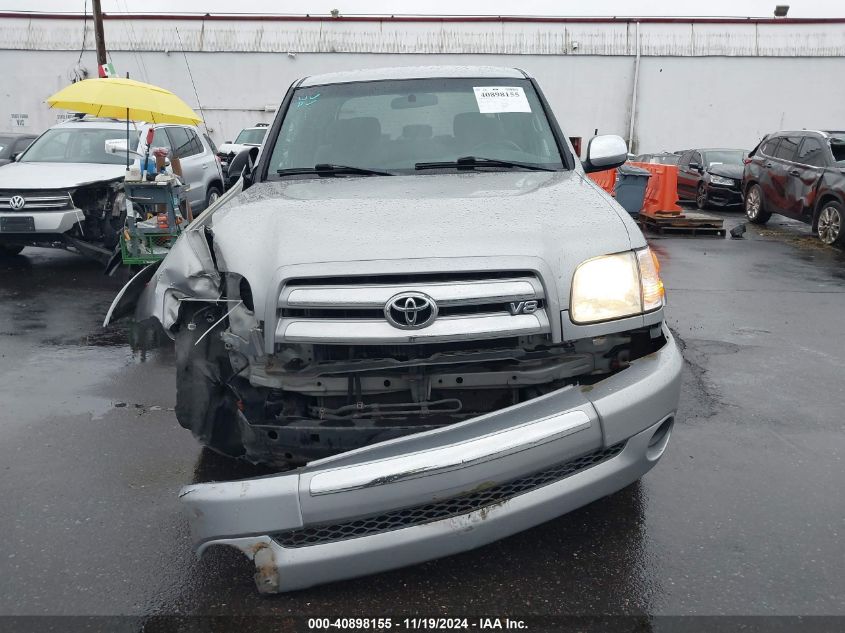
[784, 136, 826, 219]
[767, 136, 801, 214]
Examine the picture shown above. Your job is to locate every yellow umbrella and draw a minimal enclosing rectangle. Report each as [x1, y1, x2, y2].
[46, 77, 202, 125]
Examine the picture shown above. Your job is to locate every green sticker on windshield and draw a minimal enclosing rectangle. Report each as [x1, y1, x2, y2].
[296, 93, 321, 109]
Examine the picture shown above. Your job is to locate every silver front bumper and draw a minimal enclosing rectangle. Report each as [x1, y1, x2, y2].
[0, 208, 84, 235]
[180, 326, 683, 593]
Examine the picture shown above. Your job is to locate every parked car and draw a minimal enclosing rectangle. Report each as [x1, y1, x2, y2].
[0, 132, 37, 167]
[676, 148, 746, 209]
[107, 66, 683, 593]
[632, 152, 680, 166]
[216, 123, 269, 184]
[0, 117, 223, 259]
[744, 130, 845, 246]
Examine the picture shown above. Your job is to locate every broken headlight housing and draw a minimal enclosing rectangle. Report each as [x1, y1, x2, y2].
[570, 247, 664, 324]
[709, 174, 734, 186]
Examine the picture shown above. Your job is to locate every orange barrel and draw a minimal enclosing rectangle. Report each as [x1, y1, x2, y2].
[587, 168, 616, 195]
[628, 162, 682, 214]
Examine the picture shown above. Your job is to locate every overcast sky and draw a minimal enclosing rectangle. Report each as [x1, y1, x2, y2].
[3, 0, 843, 18]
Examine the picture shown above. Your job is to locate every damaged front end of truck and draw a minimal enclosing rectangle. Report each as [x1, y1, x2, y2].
[105, 177, 683, 594]
[105, 66, 684, 593]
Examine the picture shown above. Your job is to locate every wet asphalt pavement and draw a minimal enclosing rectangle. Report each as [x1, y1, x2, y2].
[0, 212, 843, 622]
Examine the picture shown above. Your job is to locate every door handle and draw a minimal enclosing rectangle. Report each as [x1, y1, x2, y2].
[202, 164, 208, 169]
[764, 162, 773, 168]
[788, 169, 800, 177]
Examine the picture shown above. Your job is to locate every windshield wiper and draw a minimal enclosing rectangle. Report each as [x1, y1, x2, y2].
[415, 156, 557, 172]
[277, 163, 394, 177]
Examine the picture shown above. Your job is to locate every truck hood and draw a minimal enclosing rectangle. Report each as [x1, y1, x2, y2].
[208, 170, 642, 316]
[0, 161, 126, 189]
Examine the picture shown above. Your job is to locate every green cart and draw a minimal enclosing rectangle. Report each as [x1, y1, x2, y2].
[120, 178, 189, 265]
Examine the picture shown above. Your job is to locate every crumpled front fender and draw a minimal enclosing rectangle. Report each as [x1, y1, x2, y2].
[103, 228, 221, 332]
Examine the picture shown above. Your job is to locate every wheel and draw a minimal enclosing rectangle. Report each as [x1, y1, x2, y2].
[0, 243, 24, 256]
[205, 185, 222, 209]
[175, 304, 246, 459]
[696, 183, 709, 210]
[745, 183, 771, 224]
[817, 201, 844, 246]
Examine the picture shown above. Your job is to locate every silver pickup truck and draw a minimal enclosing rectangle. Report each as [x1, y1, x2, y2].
[107, 66, 682, 593]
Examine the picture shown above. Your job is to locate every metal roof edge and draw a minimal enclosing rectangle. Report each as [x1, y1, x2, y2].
[1, 12, 844, 25]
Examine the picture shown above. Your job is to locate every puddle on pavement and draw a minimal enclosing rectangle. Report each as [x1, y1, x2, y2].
[41, 319, 173, 357]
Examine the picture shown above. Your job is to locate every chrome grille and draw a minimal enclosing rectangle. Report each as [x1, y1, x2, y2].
[0, 189, 73, 211]
[272, 442, 625, 548]
[275, 273, 551, 345]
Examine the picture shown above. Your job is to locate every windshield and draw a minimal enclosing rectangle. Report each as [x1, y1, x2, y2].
[703, 150, 745, 167]
[268, 77, 564, 176]
[20, 128, 139, 165]
[235, 128, 268, 145]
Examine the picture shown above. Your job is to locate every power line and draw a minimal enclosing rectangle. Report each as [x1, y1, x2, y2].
[174, 26, 207, 132]
[77, 0, 87, 64]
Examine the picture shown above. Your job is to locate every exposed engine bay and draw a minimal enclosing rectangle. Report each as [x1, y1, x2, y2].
[69, 181, 126, 249]
[175, 283, 667, 468]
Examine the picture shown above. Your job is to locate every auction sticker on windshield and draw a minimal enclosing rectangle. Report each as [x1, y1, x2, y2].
[473, 86, 531, 113]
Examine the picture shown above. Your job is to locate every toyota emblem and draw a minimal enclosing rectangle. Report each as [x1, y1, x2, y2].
[9, 195, 25, 211]
[384, 292, 438, 330]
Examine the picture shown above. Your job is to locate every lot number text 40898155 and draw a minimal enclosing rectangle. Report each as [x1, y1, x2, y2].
[307, 617, 528, 630]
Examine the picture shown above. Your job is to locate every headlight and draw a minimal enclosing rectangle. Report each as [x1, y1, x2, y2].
[570, 248, 665, 324]
[709, 175, 734, 186]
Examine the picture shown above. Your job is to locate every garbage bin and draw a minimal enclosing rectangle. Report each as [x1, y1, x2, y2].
[614, 164, 652, 216]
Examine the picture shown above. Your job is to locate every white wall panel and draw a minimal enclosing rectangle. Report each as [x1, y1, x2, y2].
[1, 16, 843, 155]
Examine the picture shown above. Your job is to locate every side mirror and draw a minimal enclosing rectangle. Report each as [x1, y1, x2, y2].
[227, 146, 260, 189]
[582, 135, 628, 173]
[10, 152, 20, 163]
[688, 161, 702, 171]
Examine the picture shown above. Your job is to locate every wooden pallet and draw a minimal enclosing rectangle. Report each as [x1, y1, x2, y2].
[637, 210, 726, 237]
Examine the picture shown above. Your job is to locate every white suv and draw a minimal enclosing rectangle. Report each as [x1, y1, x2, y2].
[0, 117, 223, 259]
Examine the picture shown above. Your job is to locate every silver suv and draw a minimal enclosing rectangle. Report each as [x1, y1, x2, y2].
[108, 66, 683, 593]
[0, 117, 223, 259]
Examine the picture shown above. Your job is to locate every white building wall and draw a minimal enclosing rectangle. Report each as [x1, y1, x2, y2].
[2, 16, 843, 154]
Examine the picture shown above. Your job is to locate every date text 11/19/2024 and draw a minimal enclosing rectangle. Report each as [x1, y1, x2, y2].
[307, 618, 528, 630]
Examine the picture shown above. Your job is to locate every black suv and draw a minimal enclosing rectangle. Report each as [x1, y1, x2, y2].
[743, 130, 845, 246]
[677, 148, 746, 209]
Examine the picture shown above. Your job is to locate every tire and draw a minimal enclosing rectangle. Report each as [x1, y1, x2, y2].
[0, 243, 24, 256]
[745, 183, 771, 225]
[817, 201, 844, 246]
[205, 185, 222, 210]
[696, 183, 709, 210]
[174, 304, 246, 459]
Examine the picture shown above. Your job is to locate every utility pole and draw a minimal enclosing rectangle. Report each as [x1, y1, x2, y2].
[92, 0, 107, 70]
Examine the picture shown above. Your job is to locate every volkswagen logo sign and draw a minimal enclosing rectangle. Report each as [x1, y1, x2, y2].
[384, 291, 438, 330]
[9, 195, 25, 211]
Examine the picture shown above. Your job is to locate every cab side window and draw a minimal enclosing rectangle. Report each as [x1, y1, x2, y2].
[678, 151, 691, 168]
[166, 127, 202, 159]
[773, 136, 800, 161]
[796, 137, 826, 167]
[691, 151, 703, 168]
[760, 138, 780, 157]
[149, 127, 173, 152]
